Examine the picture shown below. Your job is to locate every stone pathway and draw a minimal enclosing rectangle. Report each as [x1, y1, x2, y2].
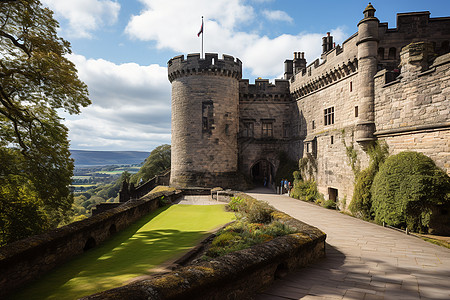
[246, 187, 450, 300]
[173, 195, 221, 205]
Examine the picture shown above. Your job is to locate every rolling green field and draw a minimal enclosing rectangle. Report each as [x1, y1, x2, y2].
[12, 204, 234, 300]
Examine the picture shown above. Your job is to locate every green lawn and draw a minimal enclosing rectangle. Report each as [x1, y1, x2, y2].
[12, 204, 234, 300]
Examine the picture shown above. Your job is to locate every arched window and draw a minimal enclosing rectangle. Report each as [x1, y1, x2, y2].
[388, 47, 396, 60]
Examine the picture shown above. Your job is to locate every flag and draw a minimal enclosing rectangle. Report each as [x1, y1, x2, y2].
[197, 19, 203, 37]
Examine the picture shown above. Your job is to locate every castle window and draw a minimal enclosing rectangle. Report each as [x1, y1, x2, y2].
[331, 135, 334, 144]
[262, 121, 273, 138]
[324, 107, 335, 126]
[202, 101, 214, 134]
[350, 81, 353, 92]
[305, 137, 317, 158]
[388, 47, 396, 60]
[312, 120, 315, 130]
[355, 106, 358, 117]
[242, 121, 254, 137]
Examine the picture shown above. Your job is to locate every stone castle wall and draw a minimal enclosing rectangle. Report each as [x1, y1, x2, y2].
[285, 7, 450, 203]
[374, 47, 450, 173]
[168, 54, 242, 188]
[378, 12, 450, 62]
[238, 79, 295, 181]
[168, 5, 450, 201]
[292, 71, 365, 202]
[289, 34, 359, 97]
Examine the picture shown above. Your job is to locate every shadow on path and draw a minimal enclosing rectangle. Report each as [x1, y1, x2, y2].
[248, 189, 450, 300]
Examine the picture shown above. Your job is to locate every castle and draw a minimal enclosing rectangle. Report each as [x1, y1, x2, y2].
[167, 3, 450, 206]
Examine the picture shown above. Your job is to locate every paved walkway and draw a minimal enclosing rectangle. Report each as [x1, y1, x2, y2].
[246, 188, 450, 300]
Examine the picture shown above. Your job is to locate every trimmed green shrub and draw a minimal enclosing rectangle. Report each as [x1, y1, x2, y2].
[323, 199, 337, 210]
[371, 151, 450, 233]
[349, 167, 376, 220]
[349, 140, 389, 220]
[247, 200, 274, 223]
[227, 195, 274, 224]
[291, 180, 319, 202]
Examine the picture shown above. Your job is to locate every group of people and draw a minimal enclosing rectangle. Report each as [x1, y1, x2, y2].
[280, 178, 292, 195]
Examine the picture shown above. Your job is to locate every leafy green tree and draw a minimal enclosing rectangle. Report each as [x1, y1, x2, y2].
[131, 144, 171, 184]
[0, 0, 90, 245]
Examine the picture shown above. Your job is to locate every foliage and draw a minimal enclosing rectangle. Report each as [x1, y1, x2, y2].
[158, 195, 171, 207]
[227, 196, 244, 212]
[67, 143, 171, 222]
[371, 151, 450, 233]
[290, 180, 320, 202]
[247, 200, 274, 223]
[341, 129, 363, 178]
[323, 199, 337, 210]
[293, 171, 302, 181]
[298, 155, 317, 180]
[227, 195, 274, 224]
[274, 151, 297, 186]
[0, 0, 90, 245]
[349, 140, 389, 220]
[206, 220, 295, 258]
[349, 167, 376, 219]
[131, 144, 171, 185]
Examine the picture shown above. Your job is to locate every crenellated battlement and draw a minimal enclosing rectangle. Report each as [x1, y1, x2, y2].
[168, 53, 242, 82]
[239, 79, 291, 102]
[289, 33, 359, 98]
[290, 56, 358, 99]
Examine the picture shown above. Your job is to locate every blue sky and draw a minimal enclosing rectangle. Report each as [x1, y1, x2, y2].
[41, 0, 450, 151]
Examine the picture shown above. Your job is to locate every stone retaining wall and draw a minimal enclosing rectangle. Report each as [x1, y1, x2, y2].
[0, 190, 182, 297]
[82, 199, 326, 300]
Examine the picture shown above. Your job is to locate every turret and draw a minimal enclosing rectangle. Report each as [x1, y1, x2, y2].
[355, 3, 379, 143]
[168, 53, 242, 188]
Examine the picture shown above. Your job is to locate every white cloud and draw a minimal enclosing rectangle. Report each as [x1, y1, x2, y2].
[126, 0, 254, 52]
[42, 0, 120, 38]
[64, 54, 171, 151]
[262, 10, 293, 23]
[125, 0, 348, 78]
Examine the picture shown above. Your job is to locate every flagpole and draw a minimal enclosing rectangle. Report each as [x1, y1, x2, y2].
[201, 16, 204, 58]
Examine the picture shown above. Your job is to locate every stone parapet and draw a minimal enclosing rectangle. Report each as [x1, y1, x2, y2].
[81, 193, 326, 300]
[168, 53, 242, 82]
[0, 190, 183, 298]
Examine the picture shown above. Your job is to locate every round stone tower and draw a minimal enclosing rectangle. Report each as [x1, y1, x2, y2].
[168, 53, 242, 188]
[356, 2, 379, 143]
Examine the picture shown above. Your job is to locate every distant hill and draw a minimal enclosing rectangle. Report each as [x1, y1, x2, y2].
[70, 150, 150, 166]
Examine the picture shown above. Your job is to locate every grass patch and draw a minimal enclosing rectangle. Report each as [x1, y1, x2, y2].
[12, 205, 234, 300]
[419, 236, 450, 249]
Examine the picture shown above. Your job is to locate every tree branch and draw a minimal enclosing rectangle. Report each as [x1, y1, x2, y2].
[0, 29, 31, 57]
